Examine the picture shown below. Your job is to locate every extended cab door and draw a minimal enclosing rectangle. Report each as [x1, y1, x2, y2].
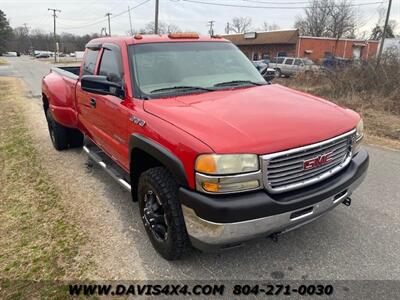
[88, 43, 132, 169]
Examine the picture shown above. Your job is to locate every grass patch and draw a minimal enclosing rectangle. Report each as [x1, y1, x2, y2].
[0, 78, 90, 298]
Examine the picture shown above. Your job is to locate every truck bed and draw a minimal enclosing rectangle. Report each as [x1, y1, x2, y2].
[51, 66, 80, 79]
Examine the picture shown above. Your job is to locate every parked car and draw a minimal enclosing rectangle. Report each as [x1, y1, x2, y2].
[2, 52, 18, 57]
[252, 60, 268, 72]
[42, 34, 368, 260]
[271, 57, 319, 77]
[322, 56, 351, 69]
[252, 61, 275, 82]
[261, 67, 276, 82]
[35, 53, 51, 59]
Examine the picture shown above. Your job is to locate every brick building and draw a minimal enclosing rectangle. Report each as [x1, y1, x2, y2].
[296, 36, 379, 61]
[222, 29, 299, 60]
[222, 29, 379, 62]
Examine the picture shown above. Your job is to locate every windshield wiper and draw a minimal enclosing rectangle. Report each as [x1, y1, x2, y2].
[150, 86, 216, 94]
[213, 80, 266, 87]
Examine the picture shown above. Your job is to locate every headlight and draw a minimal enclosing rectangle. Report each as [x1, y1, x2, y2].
[195, 154, 259, 175]
[354, 119, 364, 154]
[195, 154, 261, 194]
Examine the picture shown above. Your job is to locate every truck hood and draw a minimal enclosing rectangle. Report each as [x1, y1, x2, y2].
[144, 84, 359, 154]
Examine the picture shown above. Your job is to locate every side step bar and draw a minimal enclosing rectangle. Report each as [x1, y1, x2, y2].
[83, 140, 131, 192]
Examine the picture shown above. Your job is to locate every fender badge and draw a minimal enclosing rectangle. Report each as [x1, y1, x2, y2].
[130, 116, 146, 127]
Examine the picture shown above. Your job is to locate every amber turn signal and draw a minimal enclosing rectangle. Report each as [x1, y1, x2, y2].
[195, 155, 217, 174]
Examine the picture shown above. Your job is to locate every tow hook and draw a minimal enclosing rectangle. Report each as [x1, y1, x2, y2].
[342, 197, 352, 206]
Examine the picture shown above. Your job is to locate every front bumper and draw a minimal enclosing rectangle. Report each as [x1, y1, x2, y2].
[179, 149, 369, 251]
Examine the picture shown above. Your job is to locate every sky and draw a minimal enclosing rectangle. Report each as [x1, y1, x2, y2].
[1, 0, 399, 37]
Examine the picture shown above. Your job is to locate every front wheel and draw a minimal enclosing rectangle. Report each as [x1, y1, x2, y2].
[275, 68, 282, 78]
[138, 167, 189, 260]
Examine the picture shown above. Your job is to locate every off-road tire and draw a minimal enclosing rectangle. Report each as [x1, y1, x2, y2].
[46, 109, 68, 151]
[138, 167, 189, 260]
[46, 109, 83, 150]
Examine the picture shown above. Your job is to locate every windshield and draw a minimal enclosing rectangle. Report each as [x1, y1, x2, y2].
[129, 42, 265, 98]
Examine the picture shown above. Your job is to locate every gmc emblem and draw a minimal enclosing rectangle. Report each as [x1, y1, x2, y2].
[303, 152, 333, 170]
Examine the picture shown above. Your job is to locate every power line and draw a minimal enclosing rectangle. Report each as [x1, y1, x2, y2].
[179, 0, 385, 9]
[110, 0, 152, 20]
[243, 0, 317, 4]
[57, 0, 151, 30]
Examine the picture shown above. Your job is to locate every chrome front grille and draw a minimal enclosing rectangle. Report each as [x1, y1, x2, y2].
[261, 130, 356, 193]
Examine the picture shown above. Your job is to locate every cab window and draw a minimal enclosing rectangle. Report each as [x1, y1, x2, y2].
[82, 49, 99, 75]
[99, 46, 123, 83]
[284, 58, 294, 65]
[294, 59, 302, 66]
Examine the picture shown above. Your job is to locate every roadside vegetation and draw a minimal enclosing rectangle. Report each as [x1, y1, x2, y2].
[0, 77, 90, 299]
[279, 53, 400, 147]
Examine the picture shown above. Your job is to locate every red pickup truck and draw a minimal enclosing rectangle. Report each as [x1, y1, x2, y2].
[42, 33, 368, 260]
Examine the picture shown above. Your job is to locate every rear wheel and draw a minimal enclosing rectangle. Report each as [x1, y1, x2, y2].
[275, 68, 282, 78]
[46, 109, 68, 150]
[138, 167, 189, 260]
[46, 109, 83, 150]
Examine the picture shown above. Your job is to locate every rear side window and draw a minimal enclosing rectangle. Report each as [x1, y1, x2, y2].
[285, 58, 294, 65]
[82, 49, 99, 75]
[99, 47, 123, 83]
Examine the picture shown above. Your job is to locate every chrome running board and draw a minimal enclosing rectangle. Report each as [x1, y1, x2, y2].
[83, 140, 131, 192]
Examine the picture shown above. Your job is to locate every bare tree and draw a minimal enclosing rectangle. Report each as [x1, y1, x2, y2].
[230, 17, 252, 33]
[259, 22, 280, 31]
[295, 0, 332, 36]
[139, 21, 181, 34]
[294, 0, 356, 38]
[326, 0, 355, 38]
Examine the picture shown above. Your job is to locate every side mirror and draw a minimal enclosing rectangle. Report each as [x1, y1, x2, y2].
[81, 75, 124, 98]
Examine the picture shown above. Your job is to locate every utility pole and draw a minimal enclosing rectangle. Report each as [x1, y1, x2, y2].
[128, 6, 133, 36]
[376, 0, 392, 68]
[48, 8, 61, 63]
[207, 20, 215, 36]
[225, 22, 230, 34]
[105, 13, 112, 36]
[154, 0, 159, 34]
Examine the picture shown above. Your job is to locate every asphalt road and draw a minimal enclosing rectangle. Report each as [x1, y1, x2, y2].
[2, 56, 400, 281]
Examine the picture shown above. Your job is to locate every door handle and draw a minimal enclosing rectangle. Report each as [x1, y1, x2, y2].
[90, 98, 96, 108]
